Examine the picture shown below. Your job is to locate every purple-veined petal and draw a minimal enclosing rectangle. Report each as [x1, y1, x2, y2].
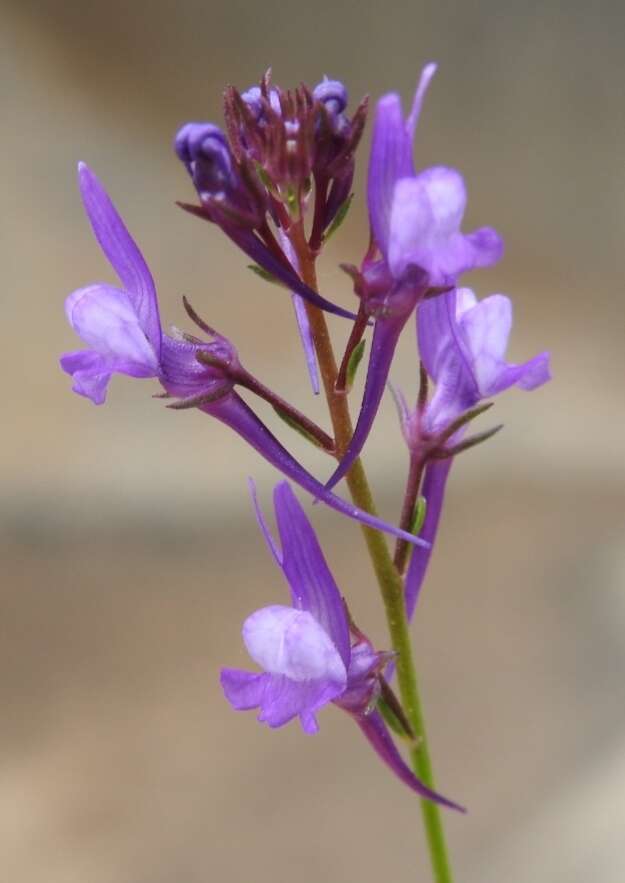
[389, 168, 503, 285]
[418, 290, 480, 429]
[60, 350, 115, 405]
[220, 668, 268, 709]
[273, 482, 350, 667]
[405, 63, 437, 141]
[458, 294, 550, 395]
[77, 163, 161, 356]
[258, 673, 340, 729]
[206, 393, 429, 547]
[368, 94, 414, 258]
[65, 284, 160, 374]
[221, 666, 339, 732]
[223, 670, 339, 730]
[457, 293, 512, 392]
[417, 288, 457, 382]
[388, 168, 465, 282]
[486, 350, 551, 395]
[243, 605, 347, 686]
[355, 710, 465, 811]
[324, 314, 409, 492]
[404, 460, 453, 623]
[463, 226, 505, 269]
[225, 226, 357, 320]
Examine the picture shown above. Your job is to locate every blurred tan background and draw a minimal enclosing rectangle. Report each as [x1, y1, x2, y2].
[2, 1, 625, 880]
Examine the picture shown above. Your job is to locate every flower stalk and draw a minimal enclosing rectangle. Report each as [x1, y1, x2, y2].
[288, 218, 455, 883]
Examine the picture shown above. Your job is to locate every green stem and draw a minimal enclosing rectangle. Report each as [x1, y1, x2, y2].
[289, 221, 454, 883]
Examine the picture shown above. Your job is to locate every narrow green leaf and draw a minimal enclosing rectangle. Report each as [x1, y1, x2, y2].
[410, 495, 427, 535]
[273, 406, 324, 449]
[377, 696, 410, 739]
[323, 193, 354, 243]
[247, 264, 285, 287]
[345, 339, 366, 392]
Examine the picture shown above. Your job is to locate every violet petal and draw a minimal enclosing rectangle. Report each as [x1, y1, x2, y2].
[220, 668, 268, 710]
[367, 94, 414, 258]
[77, 163, 162, 356]
[65, 284, 160, 374]
[258, 673, 341, 729]
[273, 482, 351, 667]
[59, 350, 115, 405]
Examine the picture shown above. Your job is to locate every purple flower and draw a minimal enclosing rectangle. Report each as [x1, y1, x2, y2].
[221, 481, 463, 810]
[399, 286, 550, 621]
[61, 164, 427, 549]
[325, 64, 503, 491]
[367, 64, 502, 289]
[418, 287, 551, 433]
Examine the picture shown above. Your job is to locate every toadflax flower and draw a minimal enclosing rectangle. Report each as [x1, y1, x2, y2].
[221, 480, 463, 810]
[60, 163, 427, 548]
[399, 286, 551, 621]
[324, 63, 504, 491]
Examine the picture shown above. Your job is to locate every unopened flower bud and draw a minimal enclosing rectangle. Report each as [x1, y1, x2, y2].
[240, 85, 282, 121]
[313, 77, 348, 116]
[174, 122, 235, 198]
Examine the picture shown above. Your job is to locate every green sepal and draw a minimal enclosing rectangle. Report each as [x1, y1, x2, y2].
[273, 406, 325, 449]
[345, 339, 366, 392]
[376, 679, 415, 742]
[378, 696, 408, 739]
[323, 194, 354, 243]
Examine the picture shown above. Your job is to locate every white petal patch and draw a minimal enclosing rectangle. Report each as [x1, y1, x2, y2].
[243, 605, 346, 684]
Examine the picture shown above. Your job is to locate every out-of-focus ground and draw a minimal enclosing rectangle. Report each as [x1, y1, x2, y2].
[2, 1, 625, 880]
